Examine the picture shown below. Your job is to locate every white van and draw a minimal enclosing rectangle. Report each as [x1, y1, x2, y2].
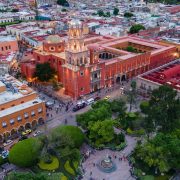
[86, 98, 95, 105]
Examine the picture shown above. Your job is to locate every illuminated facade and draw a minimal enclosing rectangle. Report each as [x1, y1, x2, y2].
[0, 75, 46, 142]
[21, 20, 177, 99]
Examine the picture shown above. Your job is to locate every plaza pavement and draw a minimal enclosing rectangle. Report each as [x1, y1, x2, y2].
[82, 135, 137, 180]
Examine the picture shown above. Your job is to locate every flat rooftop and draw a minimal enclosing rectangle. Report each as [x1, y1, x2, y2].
[0, 74, 36, 105]
[0, 98, 43, 118]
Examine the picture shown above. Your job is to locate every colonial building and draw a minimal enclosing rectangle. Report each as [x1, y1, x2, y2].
[0, 74, 46, 142]
[21, 19, 177, 99]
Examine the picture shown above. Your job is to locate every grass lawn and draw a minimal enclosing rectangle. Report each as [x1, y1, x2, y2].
[38, 156, 59, 171]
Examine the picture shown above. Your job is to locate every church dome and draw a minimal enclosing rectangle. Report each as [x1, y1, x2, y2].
[46, 35, 62, 44]
[69, 19, 82, 27]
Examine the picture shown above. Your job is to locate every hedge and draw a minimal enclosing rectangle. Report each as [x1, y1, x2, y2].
[38, 156, 59, 171]
[64, 160, 75, 176]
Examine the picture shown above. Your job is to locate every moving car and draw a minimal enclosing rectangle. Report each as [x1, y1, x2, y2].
[3, 140, 13, 147]
[22, 129, 32, 135]
[33, 131, 42, 137]
[104, 95, 110, 100]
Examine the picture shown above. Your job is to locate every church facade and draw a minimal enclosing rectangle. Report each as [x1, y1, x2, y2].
[21, 20, 177, 99]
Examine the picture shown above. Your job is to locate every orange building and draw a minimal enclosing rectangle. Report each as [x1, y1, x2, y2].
[0, 36, 18, 55]
[21, 20, 177, 99]
[0, 75, 46, 142]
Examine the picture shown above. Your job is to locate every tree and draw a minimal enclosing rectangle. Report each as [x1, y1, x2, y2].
[9, 138, 42, 167]
[34, 62, 55, 82]
[124, 12, 133, 18]
[57, 0, 69, 7]
[106, 12, 111, 17]
[97, 9, 105, 17]
[77, 104, 112, 128]
[111, 98, 127, 119]
[127, 80, 137, 112]
[51, 125, 85, 148]
[113, 8, 119, 16]
[129, 24, 145, 34]
[88, 120, 115, 146]
[135, 132, 180, 173]
[143, 85, 180, 133]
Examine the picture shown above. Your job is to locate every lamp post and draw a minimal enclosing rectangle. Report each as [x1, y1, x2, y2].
[129, 87, 133, 112]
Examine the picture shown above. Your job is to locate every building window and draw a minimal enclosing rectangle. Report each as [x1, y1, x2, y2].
[81, 87, 84, 91]
[31, 111, 35, 116]
[10, 119, 15, 125]
[94, 73, 98, 78]
[9, 45, 11, 49]
[21, 101, 24, 103]
[17, 116, 22, 121]
[80, 71, 84, 76]
[2, 122, 7, 128]
[11, 104, 15, 107]
[1, 47, 3, 51]
[50, 47, 55, 51]
[24, 113, 29, 119]
[1, 108, 5, 110]
[5, 46, 8, 50]
[38, 108, 42, 113]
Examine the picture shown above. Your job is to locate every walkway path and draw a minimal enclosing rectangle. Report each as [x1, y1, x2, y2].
[82, 135, 137, 180]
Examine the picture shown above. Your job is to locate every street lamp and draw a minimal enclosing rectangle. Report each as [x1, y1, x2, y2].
[129, 87, 133, 112]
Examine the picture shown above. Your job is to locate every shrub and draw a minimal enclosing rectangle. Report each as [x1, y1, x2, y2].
[0, 156, 4, 165]
[53, 125, 84, 148]
[38, 156, 59, 171]
[9, 138, 42, 167]
[73, 161, 79, 170]
[64, 160, 75, 176]
[140, 101, 149, 114]
[116, 142, 126, 150]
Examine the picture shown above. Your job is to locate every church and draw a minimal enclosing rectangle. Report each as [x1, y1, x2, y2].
[21, 19, 177, 99]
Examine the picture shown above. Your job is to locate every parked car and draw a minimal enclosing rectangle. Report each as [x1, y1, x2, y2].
[18, 135, 28, 142]
[33, 131, 42, 137]
[94, 96, 101, 101]
[104, 95, 110, 100]
[45, 101, 54, 108]
[3, 140, 13, 147]
[22, 129, 32, 136]
[1, 150, 9, 159]
[86, 98, 95, 105]
[73, 101, 86, 112]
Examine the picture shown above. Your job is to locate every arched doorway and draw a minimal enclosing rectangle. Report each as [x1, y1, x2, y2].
[0, 135, 3, 142]
[32, 120, 37, 130]
[3, 132, 10, 141]
[18, 126, 25, 133]
[121, 75, 126, 81]
[38, 118, 45, 125]
[99, 54, 102, 59]
[93, 84, 98, 92]
[11, 129, 18, 139]
[116, 76, 121, 84]
[25, 123, 31, 130]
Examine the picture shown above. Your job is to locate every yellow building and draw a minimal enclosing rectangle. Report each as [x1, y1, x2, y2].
[0, 74, 46, 142]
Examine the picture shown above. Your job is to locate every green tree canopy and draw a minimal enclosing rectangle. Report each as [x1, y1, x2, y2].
[51, 125, 85, 148]
[129, 24, 145, 34]
[8, 138, 42, 167]
[143, 85, 180, 134]
[135, 131, 180, 173]
[34, 62, 55, 82]
[88, 119, 115, 146]
[57, 0, 69, 6]
[113, 8, 119, 16]
[124, 12, 134, 18]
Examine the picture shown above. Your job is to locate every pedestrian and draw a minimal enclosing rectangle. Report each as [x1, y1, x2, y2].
[90, 171, 92, 176]
[115, 155, 116, 159]
[65, 119, 67, 124]
[93, 163, 95, 167]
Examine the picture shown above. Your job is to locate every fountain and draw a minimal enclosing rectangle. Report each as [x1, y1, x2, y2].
[97, 154, 116, 173]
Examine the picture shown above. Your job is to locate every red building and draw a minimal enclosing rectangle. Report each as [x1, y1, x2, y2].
[21, 20, 177, 99]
